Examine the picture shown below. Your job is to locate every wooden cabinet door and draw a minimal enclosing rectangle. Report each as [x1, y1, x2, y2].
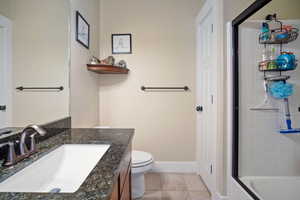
[111, 142, 132, 200]
[120, 170, 131, 200]
[110, 182, 119, 200]
[120, 144, 131, 193]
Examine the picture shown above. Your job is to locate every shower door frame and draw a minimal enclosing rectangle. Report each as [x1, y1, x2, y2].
[231, 0, 272, 200]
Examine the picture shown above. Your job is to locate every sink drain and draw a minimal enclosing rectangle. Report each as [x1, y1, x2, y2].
[49, 188, 61, 193]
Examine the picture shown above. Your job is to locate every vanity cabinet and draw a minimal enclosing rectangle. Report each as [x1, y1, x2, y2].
[120, 172, 131, 200]
[110, 144, 132, 200]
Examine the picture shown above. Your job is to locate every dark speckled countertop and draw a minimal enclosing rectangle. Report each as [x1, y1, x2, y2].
[0, 128, 134, 200]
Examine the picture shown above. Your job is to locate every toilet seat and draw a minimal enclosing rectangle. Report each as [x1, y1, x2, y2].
[132, 151, 153, 168]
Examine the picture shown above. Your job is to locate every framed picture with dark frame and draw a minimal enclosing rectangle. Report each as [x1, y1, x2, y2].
[76, 11, 90, 49]
[112, 34, 132, 54]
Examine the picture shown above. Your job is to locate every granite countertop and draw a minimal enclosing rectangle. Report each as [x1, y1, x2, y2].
[0, 128, 134, 200]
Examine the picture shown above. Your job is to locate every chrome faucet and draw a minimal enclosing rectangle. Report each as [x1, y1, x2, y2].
[0, 125, 46, 167]
[20, 125, 46, 156]
[0, 142, 17, 166]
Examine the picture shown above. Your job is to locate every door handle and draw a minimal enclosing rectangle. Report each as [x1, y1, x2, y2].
[196, 106, 203, 112]
[0, 105, 6, 111]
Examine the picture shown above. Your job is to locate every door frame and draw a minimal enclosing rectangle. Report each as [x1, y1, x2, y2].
[196, 0, 217, 192]
[226, 21, 255, 200]
[195, 0, 226, 199]
[228, 1, 272, 200]
[0, 15, 13, 127]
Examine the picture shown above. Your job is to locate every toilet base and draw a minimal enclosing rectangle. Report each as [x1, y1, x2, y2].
[132, 172, 145, 199]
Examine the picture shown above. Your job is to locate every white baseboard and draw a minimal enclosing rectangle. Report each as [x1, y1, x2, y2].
[150, 161, 198, 173]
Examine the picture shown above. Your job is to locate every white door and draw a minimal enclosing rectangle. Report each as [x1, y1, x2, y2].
[196, 8, 216, 192]
[0, 15, 12, 128]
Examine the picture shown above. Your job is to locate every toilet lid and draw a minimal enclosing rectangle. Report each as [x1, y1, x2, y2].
[132, 151, 153, 166]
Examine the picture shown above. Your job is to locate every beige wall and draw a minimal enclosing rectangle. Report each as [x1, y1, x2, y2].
[70, 0, 100, 128]
[99, 0, 202, 161]
[0, 0, 102, 127]
[0, 0, 70, 126]
[0, 0, 14, 19]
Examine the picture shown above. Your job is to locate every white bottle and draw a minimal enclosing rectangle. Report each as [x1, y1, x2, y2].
[269, 45, 278, 60]
[262, 46, 271, 61]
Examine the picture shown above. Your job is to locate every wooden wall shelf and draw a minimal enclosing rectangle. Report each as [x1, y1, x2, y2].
[87, 64, 129, 74]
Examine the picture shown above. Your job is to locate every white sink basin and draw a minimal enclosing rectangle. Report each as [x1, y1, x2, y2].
[0, 144, 110, 193]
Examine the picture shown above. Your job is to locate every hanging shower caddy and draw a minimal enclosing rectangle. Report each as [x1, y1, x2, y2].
[256, 14, 300, 134]
[258, 14, 299, 73]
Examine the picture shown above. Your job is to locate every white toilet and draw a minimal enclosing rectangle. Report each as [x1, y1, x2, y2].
[132, 151, 154, 199]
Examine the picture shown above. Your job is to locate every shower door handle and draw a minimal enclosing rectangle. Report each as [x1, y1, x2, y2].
[0, 105, 6, 111]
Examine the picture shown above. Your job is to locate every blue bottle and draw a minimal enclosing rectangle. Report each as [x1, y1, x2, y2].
[261, 22, 270, 41]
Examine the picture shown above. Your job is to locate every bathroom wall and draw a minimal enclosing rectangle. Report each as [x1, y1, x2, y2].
[98, 0, 203, 161]
[0, 0, 100, 127]
[70, 0, 100, 128]
[0, 0, 13, 19]
[0, 0, 70, 126]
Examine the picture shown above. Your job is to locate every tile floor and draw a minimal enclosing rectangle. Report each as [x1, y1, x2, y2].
[135, 173, 211, 200]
